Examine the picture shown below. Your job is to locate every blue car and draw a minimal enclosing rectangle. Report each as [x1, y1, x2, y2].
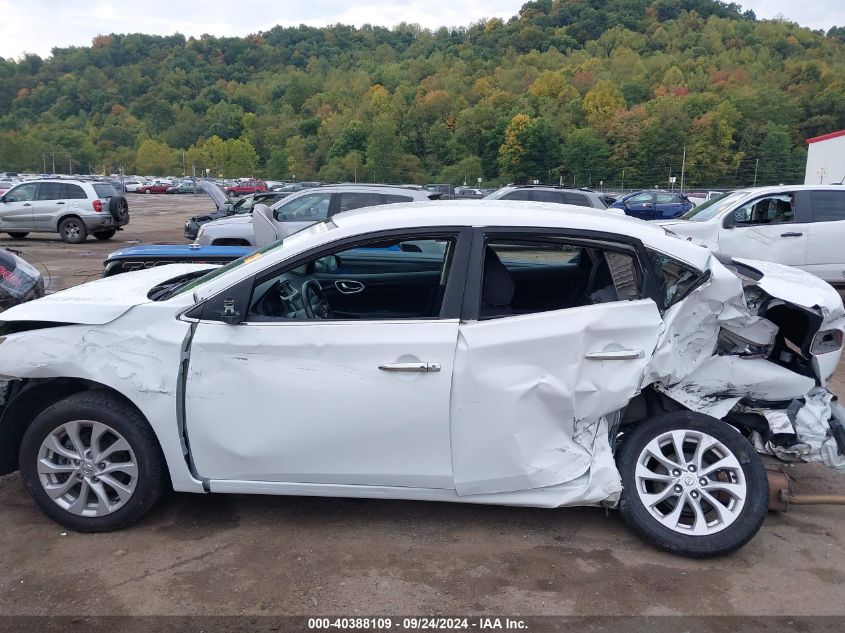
[610, 190, 693, 220]
[103, 244, 254, 277]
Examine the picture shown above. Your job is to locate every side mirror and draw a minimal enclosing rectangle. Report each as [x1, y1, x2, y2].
[314, 255, 339, 273]
[733, 208, 751, 224]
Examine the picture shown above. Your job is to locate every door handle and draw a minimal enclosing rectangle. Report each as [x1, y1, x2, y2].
[335, 279, 365, 294]
[780, 232, 802, 237]
[585, 350, 644, 360]
[23, 203, 31, 206]
[379, 362, 441, 373]
[56, 201, 65, 205]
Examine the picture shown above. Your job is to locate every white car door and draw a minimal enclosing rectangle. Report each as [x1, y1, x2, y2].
[184, 231, 469, 489]
[717, 192, 809, 266]
[801, 189, 845, 283]
[449, 233, 662, 496]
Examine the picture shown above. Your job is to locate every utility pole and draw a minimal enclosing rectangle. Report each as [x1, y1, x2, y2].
[621, 169, 624, 191]
[680, 147, 686, 195]
[753, 158, 759, 187]
[818, 167, 826, 184]
[51, 153, 56, 174]
[68, 154, 72, 174]
[42, 154, 47, 174]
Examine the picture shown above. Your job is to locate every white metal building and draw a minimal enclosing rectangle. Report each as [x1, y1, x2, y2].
[805, 129, 845, 185]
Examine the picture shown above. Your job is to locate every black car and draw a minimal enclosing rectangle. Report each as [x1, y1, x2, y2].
[184, 185, 291, 240]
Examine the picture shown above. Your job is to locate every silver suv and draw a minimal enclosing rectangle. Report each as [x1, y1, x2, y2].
[485, 185, 620, 213]
[0, 179, 130, 243]
[195, 184, 434, 247]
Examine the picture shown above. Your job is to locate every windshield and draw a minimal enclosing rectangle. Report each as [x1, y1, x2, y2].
[174, 219, 338, 297]
[681, 191, 748, 222]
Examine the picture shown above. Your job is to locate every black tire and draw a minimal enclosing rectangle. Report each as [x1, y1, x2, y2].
[58, 216, 87, 243]
[18, 391, 167, 532]
[7, 232, 28, 239]
[108, 194, 129, 222]
[93, 230, 117, 240]
[617, 411, 768, 558]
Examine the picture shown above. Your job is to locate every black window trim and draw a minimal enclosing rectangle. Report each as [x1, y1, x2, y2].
[461, 226, 662, 320]
[723, 191, 807, 228]
[192, 226, 474, 325]
[801, 189, 845, 224]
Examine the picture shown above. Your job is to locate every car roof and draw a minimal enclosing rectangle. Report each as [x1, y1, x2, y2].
[333, 200, 710, 266]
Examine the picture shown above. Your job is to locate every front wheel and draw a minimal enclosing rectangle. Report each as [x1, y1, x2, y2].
[19, 392, 167, 532]
[617, 411, 768, 558]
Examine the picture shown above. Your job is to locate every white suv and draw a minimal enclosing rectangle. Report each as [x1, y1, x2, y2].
[0, 179, 130, 243]
[662, 185, 845, 285]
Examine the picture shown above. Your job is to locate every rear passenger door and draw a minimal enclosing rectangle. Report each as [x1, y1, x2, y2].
[33, 182, 67, 230]
[448, 229, 662, 496]
[801, 189, 845, 283]
[623, 193, 656, 220]
[654, 192, 686, 219]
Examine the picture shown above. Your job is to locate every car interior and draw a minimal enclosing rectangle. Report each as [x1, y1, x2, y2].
[736, 195, 795, 225]
[247, 235, 643, 322]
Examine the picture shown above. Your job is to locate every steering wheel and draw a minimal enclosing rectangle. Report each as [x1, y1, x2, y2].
[301, 279, 334, 319]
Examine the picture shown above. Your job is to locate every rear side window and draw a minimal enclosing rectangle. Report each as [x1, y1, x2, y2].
[36, 182, 64, 200]
[383, 194, 413, 204]
[560, 192, 590, 207]
[655, 193, 679, 204]
[648, 249, 704, 309]
[65, 184, 87, 199]
[337, 192, 383, 213]
[501, 190, 533, 201]
[93, 184, 118, 198]
[809, 191, 845, 222]
[532, 190, 564, 204]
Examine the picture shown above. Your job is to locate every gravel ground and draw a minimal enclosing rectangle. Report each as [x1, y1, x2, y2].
[0, 193, 843, 617]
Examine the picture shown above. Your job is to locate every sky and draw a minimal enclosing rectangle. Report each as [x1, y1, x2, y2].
[0, 0, 841, 60]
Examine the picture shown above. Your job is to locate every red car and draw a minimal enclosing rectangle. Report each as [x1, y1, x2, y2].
[136, 182, 171, 194]
[225, 180, 267, 196]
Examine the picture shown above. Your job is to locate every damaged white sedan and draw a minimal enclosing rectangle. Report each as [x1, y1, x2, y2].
[0, 201, 843, 558]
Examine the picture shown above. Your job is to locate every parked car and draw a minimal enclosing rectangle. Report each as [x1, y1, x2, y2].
[0, 179, 129, 243]
[225, 180, 267, 196]
[121, 180, 146, 193]
[184, 186, 291, 240]
[485, 185, 621, 214]
[270, 181, 321, 192]
[661, 185, 845, 286]
[195, 184, 434, 247]
[1, 201, 843, 559]
[611, 190, 694, 220]
[135, 181, 171, 194]
[456, 187, 485, 198]
[0, 180, 15, 194]
[0, 247, 45, 310]
[102, 244, 253, 277]
[167, 181, 200, 194]
[424, 183, 457, 198]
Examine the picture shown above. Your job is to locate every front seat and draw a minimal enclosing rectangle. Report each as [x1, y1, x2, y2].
[480, 247, 515, 318]
[253, 203, 280, 247]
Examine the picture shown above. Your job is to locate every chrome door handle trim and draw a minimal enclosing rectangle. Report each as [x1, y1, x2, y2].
[780, 232, 802, 237]
[335, 279, 365, 294]
[379, 362, 441, 373]
[585, 350, 644, 360]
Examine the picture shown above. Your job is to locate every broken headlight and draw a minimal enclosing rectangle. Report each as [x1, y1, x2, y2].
[811, 329, 843, 355]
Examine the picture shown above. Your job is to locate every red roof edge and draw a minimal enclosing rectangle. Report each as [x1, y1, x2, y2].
[806, 129, 845, 144]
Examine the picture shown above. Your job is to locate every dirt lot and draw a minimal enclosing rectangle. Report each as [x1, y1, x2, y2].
[0, 193, 844, 617]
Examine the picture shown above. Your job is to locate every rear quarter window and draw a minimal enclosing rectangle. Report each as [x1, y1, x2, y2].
[93, 183, 118, 198]
[65, 184, 87, 199]
[809, 191, 845, 222]
[560, 192, 590, 207]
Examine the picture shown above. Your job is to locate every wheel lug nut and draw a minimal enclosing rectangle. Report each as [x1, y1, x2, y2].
[672, 469, 681, 477]
[699, 477, 708, 486]
[690, 491, 699, 499]
[92, 477, 99, 483]
[98, 463, 106, 470]
[688, 465, 696, 472]
[673, 484, 683, 493]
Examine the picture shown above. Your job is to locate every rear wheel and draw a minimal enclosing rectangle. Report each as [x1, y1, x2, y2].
[19, 392, 167, 532]
[58, 217, 87, 243]
[7, 232, 28, 239]
[93, 230, 116, 240]
[617, 411, 768, 558]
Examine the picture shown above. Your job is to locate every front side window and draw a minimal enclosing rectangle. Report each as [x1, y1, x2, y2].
[479, 237, 641, 319]
[249, 236, 456, 321]
[627, 193, 653, 205]
[274, 193, 333, 222]
[655, 193, 679, 204]
[731, 194, 795, 226]
[809, 191, 845, 222]
[4, 183, 37, 202]
[36, 182, 63, 200]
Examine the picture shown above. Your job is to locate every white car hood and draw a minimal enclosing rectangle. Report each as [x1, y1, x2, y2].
[0, 264, 215, 325]
[659, 219, 720, 249]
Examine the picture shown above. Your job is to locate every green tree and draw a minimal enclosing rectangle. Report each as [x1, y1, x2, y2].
[266, 147, 291, 180]
[561, 128, 611, 187]
[135, 139, 175, 175]
[582, 80, 626, 129]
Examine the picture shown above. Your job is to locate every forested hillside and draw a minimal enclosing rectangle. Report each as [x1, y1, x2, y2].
[1, 0, 844, 187]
